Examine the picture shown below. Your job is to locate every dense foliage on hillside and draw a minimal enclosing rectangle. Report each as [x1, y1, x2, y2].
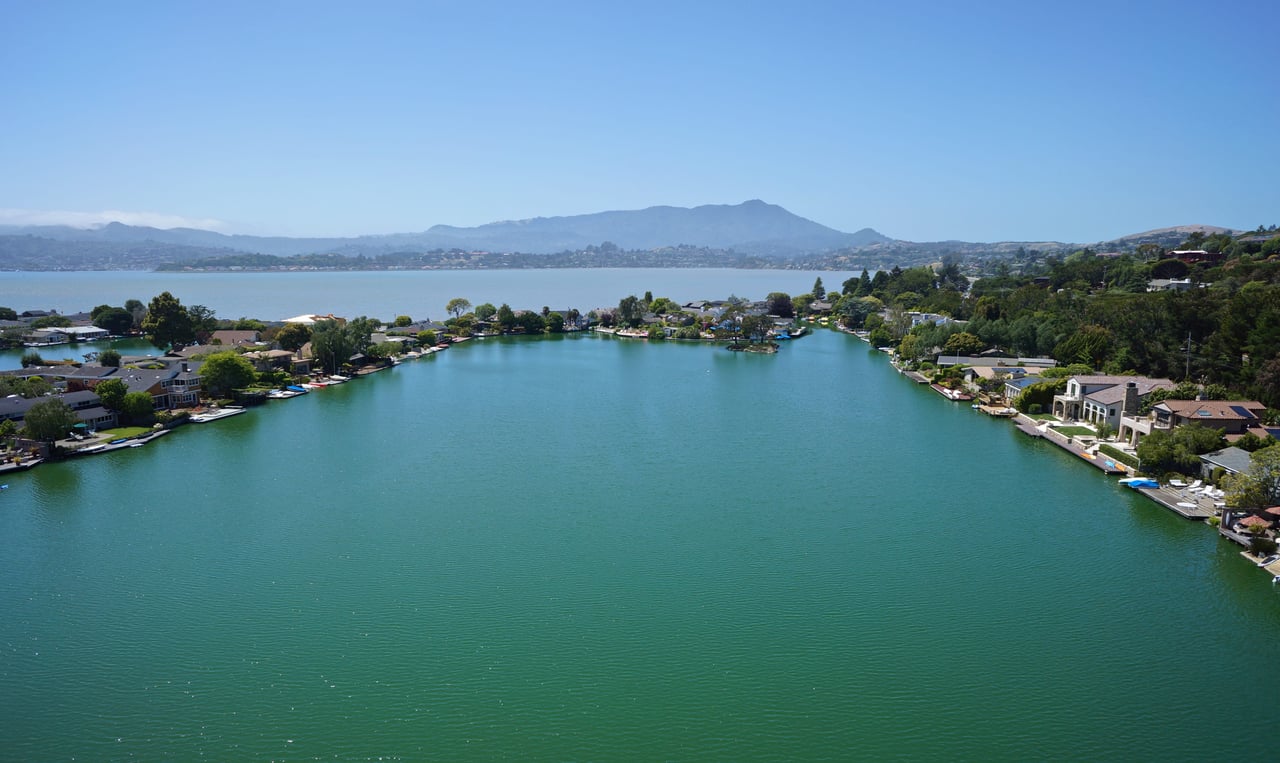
[834, 229, 1280, 408]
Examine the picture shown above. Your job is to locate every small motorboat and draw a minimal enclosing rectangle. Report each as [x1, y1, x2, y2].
[1119, 477, 1159, 489]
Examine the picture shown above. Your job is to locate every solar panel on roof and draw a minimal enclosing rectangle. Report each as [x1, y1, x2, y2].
[1230, 405, 1256, 418]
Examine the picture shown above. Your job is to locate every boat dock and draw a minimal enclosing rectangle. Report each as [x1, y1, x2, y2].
[1135, 485, 1216, 521]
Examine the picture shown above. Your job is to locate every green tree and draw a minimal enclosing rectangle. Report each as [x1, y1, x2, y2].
[617, 296, 643, 328]
[446, 298, 472, 319]
[1136, 424, 1226, 477]
[21, 350, 44, 367]
[98, 349, 121, 367]
[812, 277, 826, 300]
[199, 351, 258, 397]
[93, 307, 135, 335]
[0, 306, 16, 321]
[495, 304, 517, 333]
[516, 312, 546, 333]
[742, 314, 773, 343]
[765, 292, 794, 317]
[120, 391, 155, 424]
[310, 319, 357, 374]
[475, 303, 497, 320]
[22, 399, 78, 442]
[0, 418, 16, 444]
[275, 322, 312, 353]
[187, 304, 218, 338]
[417, 330, 438, 347]
[141, 291, 195, 351]
[31, 315, 72, 328]
[943, 332, 984, 356]
[394, 315, 413, 327]
[545, 312, 565, 333]
[95, 378, 128, 411]
[1223, 444, 1280, 509]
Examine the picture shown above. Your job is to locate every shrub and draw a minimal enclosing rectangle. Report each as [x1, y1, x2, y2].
[1098, 444, 1139, 469]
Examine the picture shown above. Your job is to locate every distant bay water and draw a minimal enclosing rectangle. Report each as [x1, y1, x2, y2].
[0, 269, 861, 321]
[3, 329, 1279, 760]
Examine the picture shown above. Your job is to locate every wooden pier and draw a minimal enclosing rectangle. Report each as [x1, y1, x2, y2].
[1135, 485, 1215, 521]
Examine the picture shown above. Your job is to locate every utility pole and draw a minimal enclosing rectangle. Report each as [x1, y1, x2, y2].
[1185, 331, 1192, 380]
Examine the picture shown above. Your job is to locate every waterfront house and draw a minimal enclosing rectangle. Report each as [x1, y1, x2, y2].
[21, 327, 70, 346]
[243, 349, 298, 373]
[68, 366, 201, 409]
[61, 325, 110, 341]
[1054, 375, 1174, 432]
[209, 329, 261, 346]
[1120, 399, 1267, 447]
[1153, 400, 1265, 438]
[1199, 446, 1253, 481]
[0, 390, 117, 430]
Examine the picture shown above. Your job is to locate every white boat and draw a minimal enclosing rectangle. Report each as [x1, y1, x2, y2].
[188, 407, 246, 423]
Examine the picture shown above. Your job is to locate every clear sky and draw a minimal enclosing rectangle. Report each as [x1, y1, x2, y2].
[2, 1, 1276, 243]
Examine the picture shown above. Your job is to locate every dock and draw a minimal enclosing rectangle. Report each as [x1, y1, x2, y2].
[977, 405, 1018, 417]
[1135, 485, 1216, 520]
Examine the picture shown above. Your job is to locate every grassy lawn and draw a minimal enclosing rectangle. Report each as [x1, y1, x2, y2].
[99, 427, 152, 439]
[1025, 413, 1059, 421]
[1054, 425, 1095, 436]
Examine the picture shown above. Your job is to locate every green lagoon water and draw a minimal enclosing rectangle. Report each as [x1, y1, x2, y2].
[3, 329, 1279, 760]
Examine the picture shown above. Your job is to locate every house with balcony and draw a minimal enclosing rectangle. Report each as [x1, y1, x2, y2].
[1155, 400, 1265, 437]
[67, 365, 202, 409]
[1053, 375, 1174, 432]
[1119, 398, 1267, 447]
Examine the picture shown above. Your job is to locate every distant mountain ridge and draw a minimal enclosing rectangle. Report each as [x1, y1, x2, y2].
[0, 201, 1244, 272]
[0, 200, 889, 258]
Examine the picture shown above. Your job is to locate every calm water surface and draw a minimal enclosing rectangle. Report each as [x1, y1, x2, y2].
[2, 329, 1276, 760]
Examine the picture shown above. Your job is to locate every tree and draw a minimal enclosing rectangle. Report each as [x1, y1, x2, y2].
[97, 349, 121, 368]
[125, 299, 147, 329]
[275, 322, 312, 353]
[141, 291, 195, 351]
[95, 378, 128, 411]
[742, 314, 774, 343]
[812, 277, 826, 300]
[417, 330, 438, 347]
[516, 311, 546, 334]
[31, 315, 72, 329]
[187, 305, 218, 339]
[199, 351, 258, 397]
[475, 303, 497, 320]
[765, 292, 794, 317]
[0, 306, 16, 321]
[394, 315, 413, 327]
[310, 319, 356, 374]
[545, 312, 565, 333]
[1136, 424, 1226, 477]
[120, 391, 155, 424]
[495, 304, 517, 333]
[93, 307, 134, 335]
[1223, 444, 1280, 509]
[943, 332, 984, 356]
[0, 418, 16, 444]
[22, 399, 78, 443]
[21, 350, 43, 368]
[446, 298, 472, 319]
[617, 296, 643, 328]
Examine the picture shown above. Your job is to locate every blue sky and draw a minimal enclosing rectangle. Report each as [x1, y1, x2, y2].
[2, 1, 1276, 242]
